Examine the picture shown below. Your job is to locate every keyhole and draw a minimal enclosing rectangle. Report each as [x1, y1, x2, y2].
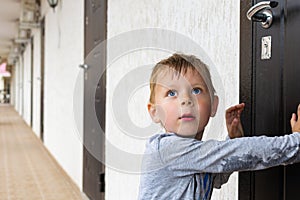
[264, 43, 268, 56]
[261, 36, 272, 60]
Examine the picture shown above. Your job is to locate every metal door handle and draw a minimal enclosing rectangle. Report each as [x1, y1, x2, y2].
[79, 64, 89, 70]
[246, 1, 278, 29]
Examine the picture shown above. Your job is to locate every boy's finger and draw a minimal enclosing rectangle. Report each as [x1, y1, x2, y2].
[237, 103, 245, 112]
[290, 113, 296, 127]
[237, 108, 244, 115]
[226, 106, 236, 113]
[226, 103, 245, 113]
[232, 105, 245, 116]
[297, 104, 300, 118]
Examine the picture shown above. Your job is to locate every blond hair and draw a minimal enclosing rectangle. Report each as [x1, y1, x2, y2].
[149, 53, 216, 103]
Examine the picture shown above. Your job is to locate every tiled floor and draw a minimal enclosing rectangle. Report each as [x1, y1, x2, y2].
[0, 104, 84, 200]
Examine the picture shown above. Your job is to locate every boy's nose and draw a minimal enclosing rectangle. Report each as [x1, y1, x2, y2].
[181, 98, 193, 106]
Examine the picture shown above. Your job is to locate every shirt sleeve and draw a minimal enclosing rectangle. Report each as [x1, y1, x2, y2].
[157, 133, 300, 177]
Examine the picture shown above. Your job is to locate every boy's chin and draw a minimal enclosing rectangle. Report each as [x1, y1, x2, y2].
[175, 131, 203, 140]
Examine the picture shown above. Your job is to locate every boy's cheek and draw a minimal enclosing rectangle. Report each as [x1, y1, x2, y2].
[154, 104, 167, 122]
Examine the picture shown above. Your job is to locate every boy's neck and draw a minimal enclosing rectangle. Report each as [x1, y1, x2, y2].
[195, 131, 204, 140]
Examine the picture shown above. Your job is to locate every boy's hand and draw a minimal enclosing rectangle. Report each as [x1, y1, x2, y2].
[290, 104, 300, 133]
[226, 103, 245, 139]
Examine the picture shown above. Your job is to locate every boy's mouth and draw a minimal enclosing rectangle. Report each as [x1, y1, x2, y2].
[179, 114, 195, 121]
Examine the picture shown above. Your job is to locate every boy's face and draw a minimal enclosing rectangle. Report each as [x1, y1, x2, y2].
[148, 68, 218, 139]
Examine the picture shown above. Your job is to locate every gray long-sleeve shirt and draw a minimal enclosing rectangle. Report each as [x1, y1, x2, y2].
[138, 132, 300, 200]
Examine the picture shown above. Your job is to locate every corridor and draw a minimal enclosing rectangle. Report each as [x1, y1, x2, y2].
[0, 104, 83, 200]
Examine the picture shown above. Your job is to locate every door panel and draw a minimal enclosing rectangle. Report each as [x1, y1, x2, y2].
[83, 0, 107, 199]
[240, 0, 300, 199]
[252, 1, 283, 199]
[254, 168, 283, 200]
[284, 1, 300, 199]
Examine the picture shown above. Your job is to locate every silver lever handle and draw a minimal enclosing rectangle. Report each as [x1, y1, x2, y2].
[79, 64, 89, 70]
[246, 1, 278, 29]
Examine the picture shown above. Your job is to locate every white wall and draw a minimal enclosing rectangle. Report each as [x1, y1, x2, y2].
[106, 0, 240, 200]
[32, 29, 42, 138]
[14, 60, 20, 112]
[42, 0, 84, 190]
[0, 77, 4, 90]
[18, 55, 24, 116]
[22, 42, 32, 125]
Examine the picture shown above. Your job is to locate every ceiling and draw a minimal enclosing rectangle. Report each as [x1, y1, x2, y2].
[0, 0, 40, 65]
[0, 0, 22, 63]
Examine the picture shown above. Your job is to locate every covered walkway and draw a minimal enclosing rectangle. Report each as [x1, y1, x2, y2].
[0, 104, 83, 200]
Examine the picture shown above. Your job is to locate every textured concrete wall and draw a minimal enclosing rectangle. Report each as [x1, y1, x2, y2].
[106, 0, 240, 199]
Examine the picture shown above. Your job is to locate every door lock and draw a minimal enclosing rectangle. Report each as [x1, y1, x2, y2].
[246, 1, 278, 29]
[261, 36, 272, 60]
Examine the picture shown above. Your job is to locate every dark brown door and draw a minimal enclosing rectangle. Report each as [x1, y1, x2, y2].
[83, 0, 107, 199]
[240, 0, 300, 199]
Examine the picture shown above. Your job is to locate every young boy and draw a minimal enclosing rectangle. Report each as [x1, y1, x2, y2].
[138, 53, 300, 200]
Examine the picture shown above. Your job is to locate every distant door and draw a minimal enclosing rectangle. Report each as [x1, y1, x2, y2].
[240, 0, 300, 199]
[40, 18, 45, 142]
[83, 0, 107, 199]
[30, 37, 34, 127]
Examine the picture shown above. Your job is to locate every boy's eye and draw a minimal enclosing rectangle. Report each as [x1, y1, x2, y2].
[192, 88, 202, 95]
[167, 90, 177, 97]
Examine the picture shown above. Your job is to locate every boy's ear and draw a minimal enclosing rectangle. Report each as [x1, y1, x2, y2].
[210, 96, 219, 117]
[147, 103, 161, 123]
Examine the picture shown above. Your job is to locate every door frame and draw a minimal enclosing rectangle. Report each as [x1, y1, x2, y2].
[239, 0, 256, 199]
[83, 0, 107, 199]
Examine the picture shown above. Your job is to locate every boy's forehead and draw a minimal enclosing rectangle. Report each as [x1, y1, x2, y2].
[155, 67, 206, 86]
[155, 69, 207, 88]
